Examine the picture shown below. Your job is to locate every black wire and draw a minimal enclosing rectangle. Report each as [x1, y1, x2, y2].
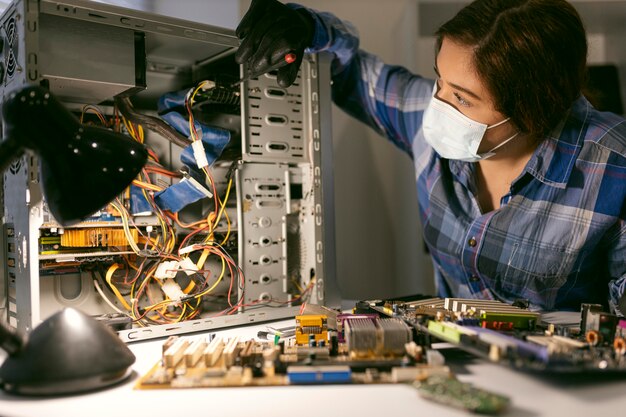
[115, 96, 191, 148]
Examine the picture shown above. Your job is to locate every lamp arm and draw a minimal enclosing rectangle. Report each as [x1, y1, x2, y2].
[0, 137, 24, 173]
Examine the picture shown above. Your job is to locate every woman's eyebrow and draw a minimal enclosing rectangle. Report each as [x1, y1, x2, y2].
[433, 63, 483, 101]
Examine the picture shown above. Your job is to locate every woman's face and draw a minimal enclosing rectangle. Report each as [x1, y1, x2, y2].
[435, 37, 518, 153]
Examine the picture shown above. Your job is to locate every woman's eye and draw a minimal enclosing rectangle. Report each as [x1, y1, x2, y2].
[453, 92, 471, 107]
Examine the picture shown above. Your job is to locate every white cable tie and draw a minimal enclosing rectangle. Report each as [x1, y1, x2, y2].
[178, 244, 199, 256]
[191, 138, 209, 169]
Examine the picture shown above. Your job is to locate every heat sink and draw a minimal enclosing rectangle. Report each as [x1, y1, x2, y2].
[60, 228, 138, 247]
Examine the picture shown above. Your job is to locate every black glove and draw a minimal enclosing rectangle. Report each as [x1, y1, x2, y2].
[235, 0, 315, 88]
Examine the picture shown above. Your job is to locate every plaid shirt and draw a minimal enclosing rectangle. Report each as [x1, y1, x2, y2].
[295, 5, 626, 313]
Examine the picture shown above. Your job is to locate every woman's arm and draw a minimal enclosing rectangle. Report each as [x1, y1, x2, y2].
[289, 4, 434, 158]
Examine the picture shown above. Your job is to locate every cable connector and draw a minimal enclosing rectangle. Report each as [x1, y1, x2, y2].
[191, 139, 209, 169]
[161, 278, 186, 303]
[155, 260, 179, 279]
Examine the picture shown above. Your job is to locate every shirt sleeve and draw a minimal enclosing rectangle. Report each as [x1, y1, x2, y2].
[607, 219, 626, 316]
[287, 3, 434, 159]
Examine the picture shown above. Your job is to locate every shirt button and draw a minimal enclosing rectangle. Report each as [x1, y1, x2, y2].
[469, 275, 480, 282]
[468, 237, 477, 247]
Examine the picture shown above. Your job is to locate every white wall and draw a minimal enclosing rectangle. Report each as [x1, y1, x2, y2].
[88, 1, 240, 28]
[240, 0, 436, 300]
[151, 0, 239, 28]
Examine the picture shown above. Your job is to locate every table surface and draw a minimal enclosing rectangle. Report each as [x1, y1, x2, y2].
[1, 316, 626, 417]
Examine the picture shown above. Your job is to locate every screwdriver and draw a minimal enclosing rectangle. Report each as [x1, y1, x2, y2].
[232, 52, 297, 87]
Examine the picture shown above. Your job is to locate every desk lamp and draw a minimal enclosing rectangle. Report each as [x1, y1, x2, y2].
[0, 85, 147, 225]
[0, 85, 147, 394]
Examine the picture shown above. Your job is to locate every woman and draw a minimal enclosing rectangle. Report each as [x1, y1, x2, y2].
[236, 0, 626, 313]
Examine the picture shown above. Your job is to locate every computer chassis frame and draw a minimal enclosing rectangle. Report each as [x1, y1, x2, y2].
[0, 0, 340, 342]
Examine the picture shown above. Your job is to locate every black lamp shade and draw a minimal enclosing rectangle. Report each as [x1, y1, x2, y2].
[2, 86, 148, 225]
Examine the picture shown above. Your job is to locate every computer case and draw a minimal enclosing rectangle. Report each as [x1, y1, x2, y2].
[0, 0, 339, 341]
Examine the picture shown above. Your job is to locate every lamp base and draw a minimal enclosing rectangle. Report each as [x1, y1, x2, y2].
[0, 309, 135, 396]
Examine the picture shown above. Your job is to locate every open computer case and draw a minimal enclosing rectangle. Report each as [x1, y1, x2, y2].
[0, 0, 340, 341]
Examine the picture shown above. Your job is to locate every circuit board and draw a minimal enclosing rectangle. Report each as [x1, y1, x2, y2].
[136, 314, 450, 389]
[369, 297, 626, 373]
[136, 309, 514, 414]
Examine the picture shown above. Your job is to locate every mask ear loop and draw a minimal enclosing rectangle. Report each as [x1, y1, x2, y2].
[486, 131, 520, 154]
[483, 117, 519, 155]
[486, 117, 511, 130]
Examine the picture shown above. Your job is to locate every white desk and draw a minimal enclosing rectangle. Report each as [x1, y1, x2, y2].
[1, 319, 626, 417]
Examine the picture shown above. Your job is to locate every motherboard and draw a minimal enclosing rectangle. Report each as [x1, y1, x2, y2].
[372, 297, 626, 373]
[135, 301, 518, 414]
[136, 297, 626, 414]
[137, 312, 446, 388]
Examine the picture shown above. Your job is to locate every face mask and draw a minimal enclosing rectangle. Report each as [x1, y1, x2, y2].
[423, 85, 519, 162]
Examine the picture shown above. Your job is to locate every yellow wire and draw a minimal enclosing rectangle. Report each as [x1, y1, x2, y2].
[132, 179, 163, 192]
[105, 263, 132, 311]
[193, 254, 226, 299]
[174, 304, 187, 323]
[111, 201, 142, 255]
[80, 105, 108, 126]
[203, 178, 233, 245]
[183, 280, 196, 294]
[291, 277, 304, 294]
[196, 249, 211, 270]
[187, 81, 209, 142]
[218, 179, 233, 246]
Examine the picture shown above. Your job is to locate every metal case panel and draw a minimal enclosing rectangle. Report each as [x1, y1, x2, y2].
[38, 13, 137, 103]
[236, 162, 289, 305]
[241, 70, 307, 163]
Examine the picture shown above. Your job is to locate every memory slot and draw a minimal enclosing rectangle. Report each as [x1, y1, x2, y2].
[406, 298, 446, 309]
[457, 302, 515, 313]
[525, 335, 587, 353]
[427, 320, 478, 344]
[163, 338, 190, 368]
[465, 326, 549, 364]
[445, 298, 505, 312]
[184, 338, 209, 367]
[460, 304, 535, 313]
[204, 337, 225, 367]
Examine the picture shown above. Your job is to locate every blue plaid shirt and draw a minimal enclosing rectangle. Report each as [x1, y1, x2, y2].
[293, 5, 626, 314]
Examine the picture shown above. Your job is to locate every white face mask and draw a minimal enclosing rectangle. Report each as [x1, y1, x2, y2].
[423, 85, 519, 162]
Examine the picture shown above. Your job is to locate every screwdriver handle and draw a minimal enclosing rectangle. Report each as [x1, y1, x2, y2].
[234, 52, 297, 86]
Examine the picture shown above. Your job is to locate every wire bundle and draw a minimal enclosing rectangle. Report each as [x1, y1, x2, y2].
[79, 81, 313, 327]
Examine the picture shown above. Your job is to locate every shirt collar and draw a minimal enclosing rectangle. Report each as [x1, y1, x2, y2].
[448, 158, 475, 190]
[524, 96, 589, 189]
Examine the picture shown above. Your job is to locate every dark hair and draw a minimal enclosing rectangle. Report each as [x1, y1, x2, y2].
[436, 0, 588, 139]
